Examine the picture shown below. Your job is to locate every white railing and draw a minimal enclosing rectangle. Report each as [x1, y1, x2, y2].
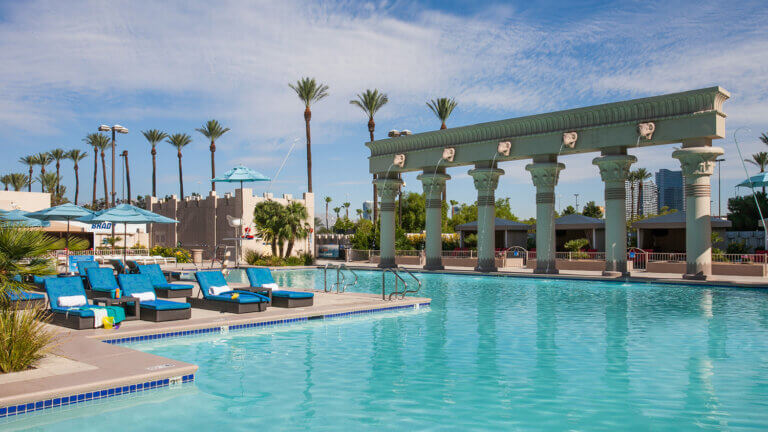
[442, 250, 476, 258]
[48, 248, 151, 257]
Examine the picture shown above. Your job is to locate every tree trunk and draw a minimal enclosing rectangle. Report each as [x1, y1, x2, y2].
[101, 152, 108, 206]
[271, 238, 277, 256]
[93, 149, 98, 207]
[125, 152, 131, 203]
[55, 162, 60, 198]
[40, 166, 46, 192]
[178, 152, 184, 198]
[285, 240, 294, 258]
[151, 146, 157, 197]
[441, 122, 447, 130]
[325, 203, 329, 230]
[74, 165, 80, 205]
[304, 107, 313, 193]
[28, 167, 32, 192]
[210, 140, 216, 192]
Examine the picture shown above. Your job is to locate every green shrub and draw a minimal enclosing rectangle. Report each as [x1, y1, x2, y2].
[726, 240, 751, 254]
[149, 245, 192, 263]
[245, 249, 315, 267]
[564, 238, 589, 252]
[0, 304, 56, 373]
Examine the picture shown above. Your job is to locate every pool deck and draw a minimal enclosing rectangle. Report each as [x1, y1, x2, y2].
[0, 283, 429, 413]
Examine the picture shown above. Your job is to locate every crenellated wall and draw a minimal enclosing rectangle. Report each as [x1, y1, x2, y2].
[148, 189, 314, 260]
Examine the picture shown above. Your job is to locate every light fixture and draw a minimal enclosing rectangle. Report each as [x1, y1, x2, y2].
[388, 130, 400, 137]
[98, 125, 110, 132]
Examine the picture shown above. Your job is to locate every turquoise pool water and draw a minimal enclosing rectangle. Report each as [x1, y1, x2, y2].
[9, 270, 768, 431]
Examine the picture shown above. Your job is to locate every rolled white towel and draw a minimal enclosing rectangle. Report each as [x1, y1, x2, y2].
[133, 291, 156, 302]
[58, 295, 87, 308]
[261, 282, 280, 291]
[208, 285, 229, 296]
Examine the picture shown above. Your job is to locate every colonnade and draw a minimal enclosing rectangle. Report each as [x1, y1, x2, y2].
[375, 144, 725, 280]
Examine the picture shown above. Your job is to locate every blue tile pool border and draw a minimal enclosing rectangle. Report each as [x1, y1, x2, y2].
[102, 302, 431, 345]
[0, 374, 194, 420]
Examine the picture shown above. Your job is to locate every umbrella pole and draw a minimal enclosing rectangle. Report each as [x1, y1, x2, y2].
[124, 223, 128, 262]
[66, 219, 70, 273]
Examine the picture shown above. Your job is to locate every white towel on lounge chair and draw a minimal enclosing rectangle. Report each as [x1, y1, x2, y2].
[91, 307, 108, 328]
[133, 291, 156, 302]
[58, 295, 87, 308]
[261, 282, 280, 291]
[209, 285, 228, 296]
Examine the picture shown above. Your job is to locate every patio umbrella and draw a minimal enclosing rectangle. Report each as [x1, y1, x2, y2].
[25, 203, 93, 248]
[78, 204, 178, 261]
[212, 165, 271, 190]
[736, 172, 768, 188]
[0, 209, 51, 227]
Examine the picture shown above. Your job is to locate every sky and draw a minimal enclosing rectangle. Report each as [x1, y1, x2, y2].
[1, 0, 767, 220]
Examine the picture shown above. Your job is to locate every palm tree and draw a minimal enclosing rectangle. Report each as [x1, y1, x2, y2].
[289, 77, 329, 193]
[67, 149, 88, 205]
[426, 97, 458, 130]
[746, 152, 768, 193]
[36, 172, 57, 195]
[166, 133, 192, 198]
[283, 201, 309, 257]
[34, 153, 53, 193]
[49, 148, 67, 197]
[9, 173, 28, 191]
[324, 196, 332, 230]
[634, 168, 652, 217]
[759, 133, 768, 147]
[141, 129, 168, 197]
[343, 201, 350, 219]
[83, 134, 102, 207]
[195, 120, 229, 192]
[86, 134, 111, 207]
[356, 208, 363, 221]
[350, 89, 388, 221]
[449, 199, 458, 217]
[333, 206, 341, 221]
[0, 175, 10, 191]
[18, 156, 35, 192]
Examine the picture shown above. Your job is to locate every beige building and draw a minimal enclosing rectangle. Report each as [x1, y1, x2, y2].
[149, 189, 314, 260]
[0, 191, 51, 212]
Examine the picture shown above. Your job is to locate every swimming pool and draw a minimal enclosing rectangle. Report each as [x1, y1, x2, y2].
[8, 270, 768, 430]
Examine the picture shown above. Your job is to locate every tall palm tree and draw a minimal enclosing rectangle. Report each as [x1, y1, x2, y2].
[746, 151, 768, 193]
[34, 153, 53, 193]
[9, 173, 28, 192]
[356, 208, 363, 221]
[18, 156, 35, 192]
[324, 196, 332, 230]
[83, 134, 102, 207]
[36, 172, 57, 194]
[67, 149, 88, 205]
[0, 175, 10, 191]
[333, 206, 341, 221]
[195, 120, 229, 192]
[426, 97, 458, 130]
[49, 148, 67, 198]
[350, 89, 389, 221]
[343, 201, 350, 219]
[634, 168, 652, 217]
[89, 134, 111, 206]
[283, 201, 309, 257]
[141, 129, 168, 197]
[166, 133, 192, 198]
[289, 77, 329, 193]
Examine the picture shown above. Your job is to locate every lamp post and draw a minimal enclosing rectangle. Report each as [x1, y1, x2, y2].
[121, 150, 131, 204]
[98, 124, 129, 208]
[716, 158, 725, 218]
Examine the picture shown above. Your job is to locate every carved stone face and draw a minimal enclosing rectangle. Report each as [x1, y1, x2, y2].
[638, 122, 656, 140]
[497, 141, 512, 156]
[563, 132, 578, 148]
[393, 153, 406, 168]
[442, 147, 456, 162]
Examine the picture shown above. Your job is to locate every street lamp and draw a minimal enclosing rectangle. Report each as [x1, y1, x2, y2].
[98, 124, 129, 208]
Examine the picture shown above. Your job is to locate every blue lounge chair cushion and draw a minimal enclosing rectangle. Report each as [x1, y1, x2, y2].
[195, 271, 270, 304]
[33, 275, 57, 285]
[154, 283, 194, 290]
[7, 291, 45, 301]
[86, 267, 119, 297]
[207, 291, 269, 303]
[271, 291, 314, 299]
[117, 274, 191, 310]
[76, 260, 99, 275]
[137, 264, 191, 290]
[45, 277, 90, 314]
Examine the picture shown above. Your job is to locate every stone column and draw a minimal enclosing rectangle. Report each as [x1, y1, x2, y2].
[526, 161, 565, 274]
[468, 167, 504, 272]
[672, 146, 725, 280]
[374, 176, 404, 268]
[593, 154, 637, 276]
[418, 172, 450, 270]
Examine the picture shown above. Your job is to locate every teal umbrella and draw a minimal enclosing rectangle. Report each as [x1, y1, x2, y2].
[78, 204, 178, 260]
[25, 203, 93, 248]
[736, 173, 768, 188]
[212, 165, 271, 190]
[0, 210, 51, 227]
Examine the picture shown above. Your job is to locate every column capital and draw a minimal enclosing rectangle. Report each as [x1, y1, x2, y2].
[373, 178, 403, 201]
[468, 168, 504, 194]
[672, 146, 724, 178]
[592, 155, 637, 182]
[525, 162, 565, 188]
[417, 172, 450, 199]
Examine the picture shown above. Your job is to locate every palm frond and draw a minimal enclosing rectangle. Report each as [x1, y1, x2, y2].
[426, 97, 458, 123]
[349, 89, 388, 117]
[289, 77, 329, 107]
[166, 133, 193, 150]
[141, 129, 169, 147]
[195, 120, 230, 140]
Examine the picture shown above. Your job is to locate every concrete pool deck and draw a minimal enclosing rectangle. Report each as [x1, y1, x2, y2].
[0, 282, 430, 415]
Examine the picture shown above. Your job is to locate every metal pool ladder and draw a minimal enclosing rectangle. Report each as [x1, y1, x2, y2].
[322, 263, 358, 293]
[382, 267, 421, 300]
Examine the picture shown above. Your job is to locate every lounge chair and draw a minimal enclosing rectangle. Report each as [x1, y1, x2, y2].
[137, 264, 194, 298]
[109, 259, 127, 274]
[4, 290, 46, 309]
[126, 260, 140, 273]
[76, 260, 100, 276]
[192, 270, 270, 314]
[44, 277, 125, 329]
[117, 274, 191, 322]
[245, 267, 314, 308]
[32, 275, 58, 290]
[85, 267, 123, 299]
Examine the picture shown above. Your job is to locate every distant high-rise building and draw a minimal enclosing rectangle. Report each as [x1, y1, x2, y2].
[655, 169, 684, 212]
[362, 201, 373, 221]
[625, 180, 658, 219]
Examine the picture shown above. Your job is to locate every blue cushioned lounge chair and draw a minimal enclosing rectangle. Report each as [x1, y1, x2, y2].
[109, 259, 127, 274]
[45, 277, 99, 329]
[245, 267, 314, 308]
[4, 290, 46, 309]
[85, 267, 120, 299]
[193, 270, 270, 314]
[32, 274, 58, 290]
[137, 264, 194, 298]
[76, 260, 100, 276]
[117, 274, 191, 322]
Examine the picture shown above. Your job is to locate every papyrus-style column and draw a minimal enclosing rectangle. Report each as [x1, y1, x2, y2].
[468, 167, 504, 272]
[526, 161, 565, 274]
[418, 172, 450, 270]
[593, 154, 637, 276]
[374, 176, 404, 268]
[672, 146, 725, 280]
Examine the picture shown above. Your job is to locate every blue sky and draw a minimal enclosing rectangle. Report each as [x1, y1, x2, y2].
[1, 0, 767, 219]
